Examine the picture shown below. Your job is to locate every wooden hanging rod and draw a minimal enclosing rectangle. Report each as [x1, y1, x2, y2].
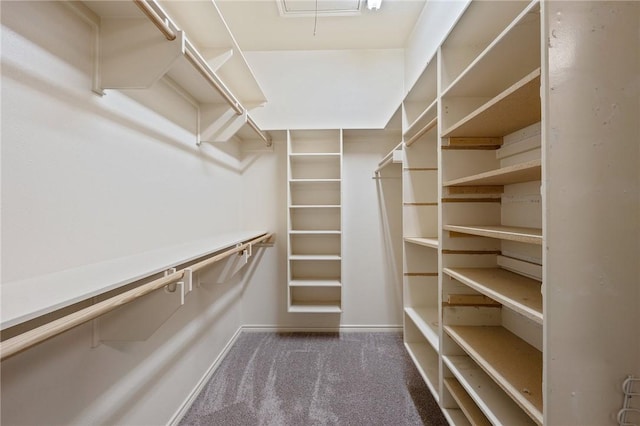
[0, 233, 272, 361]
[247, 116, 272, 146]
[133, 0, 176, 41]
[405, 117, 437, 147]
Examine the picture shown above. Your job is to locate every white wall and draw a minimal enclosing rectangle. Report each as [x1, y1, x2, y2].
[403, 0, 469, 94]
[245, 49, 404, 130]
[0, 2, 268, 424]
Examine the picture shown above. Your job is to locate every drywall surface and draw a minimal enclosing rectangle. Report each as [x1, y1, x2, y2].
[543, 2, 640, 424]
[0, 2, 258, 424]
[245, 49, 404, 130]
[404, 0, 469, 94]
[240, 133, 404, 328]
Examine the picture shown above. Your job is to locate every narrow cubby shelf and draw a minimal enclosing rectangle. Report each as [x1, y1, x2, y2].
[404, 342, 440, 401]
[443, 355, 538, 426]
[289, 153, 340, 158]
[442, 68, 541, 138]
[404, 237, 439, 249]
[444, 377, 491, 426]
[444, 225, 542, 245]
[289, 205, 340, 209]
[443, 159, 541, 187]
[443, 409, 471, 426]
[289, 179, 341, 183]
[289, 255, 341, 261]
[289, 230, 341, 235]
[444, 325, 543, 425]
[444, 267, 542, 324]
[404, 307, 439, 351]
[288, 302, 342, 314]
[289, 280, 341, 288]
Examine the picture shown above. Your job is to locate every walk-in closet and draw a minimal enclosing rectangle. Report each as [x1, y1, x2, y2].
[1, 1, 638, 425]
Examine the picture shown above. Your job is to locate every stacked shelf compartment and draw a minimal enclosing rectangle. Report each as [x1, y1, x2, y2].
[439, 1, 544, 425]
[401, 52, 443, 407]
[287, 130, 343, 313]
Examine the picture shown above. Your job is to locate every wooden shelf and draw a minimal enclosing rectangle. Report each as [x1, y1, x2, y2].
[289, 280, 341, 288]
[444, 326, 543, 424]
[289, 205, 340, 209]
[289, 255, 341, 261]
[289, 230, 341, 235]
[444, 377, 491, 426]
[443, 355, 537, 426]
[405, 307, 439, 351]
[289, 179, 341, 183]
[443, 409, 472, 426]
[444, 267, 542, 324]
[443, 69, 541, 138]
[288, 302, 342, 314]
[443, 159, 541, 187]
[289, 153, 340, 158]
[404, 237, 439, 249]
[404, 342, 440, 402]
[444, 225, 542, 245]
[404, 98, 438, 140]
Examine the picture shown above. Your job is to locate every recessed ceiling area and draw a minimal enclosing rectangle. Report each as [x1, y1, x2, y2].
[278, 0, 363, 17]
[216, 0, 427, 51]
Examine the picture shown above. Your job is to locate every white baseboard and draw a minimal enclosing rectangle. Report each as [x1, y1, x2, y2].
[167, 326, 244, 426]
[167, 324, 403, 425]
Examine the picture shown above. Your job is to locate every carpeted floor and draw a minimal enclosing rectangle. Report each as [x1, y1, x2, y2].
[179, 332, 447, 426]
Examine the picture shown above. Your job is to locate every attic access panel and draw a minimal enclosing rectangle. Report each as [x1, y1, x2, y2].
[279, 0, 363, 17]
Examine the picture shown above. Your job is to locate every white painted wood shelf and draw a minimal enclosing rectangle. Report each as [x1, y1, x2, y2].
[404, 342, 440, 402]
[443, 159, 541, 187]
[443, 409, 472, 426]
[444, 326, 543, 425]
[444, 225, 542, 245]
[443, 355, 537, 426]
[444, 377, 491, 426]
[444, 267, 542, 324]
[287, 130, 343, 313]
[442, 69, 541, 138]
[404, 237, 439, 249]
[1, 231, 267, 330]
[404, 307, 440, 351]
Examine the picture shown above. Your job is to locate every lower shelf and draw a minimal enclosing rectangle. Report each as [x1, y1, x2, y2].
[444, 325, 542, 424]
[288, 285, 341, 314]
[443, 355, 536, 425]
[404, 341, 439, 402]
[404, 307, 439, 351]
[443, 408, 472, 426]
[444, 377, 491, 426]
[288, 302, 342, 313]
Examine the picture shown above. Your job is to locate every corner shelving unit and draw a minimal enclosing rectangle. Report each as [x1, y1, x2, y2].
[287, 130, 343, 313]
[439, 1, 543, 425]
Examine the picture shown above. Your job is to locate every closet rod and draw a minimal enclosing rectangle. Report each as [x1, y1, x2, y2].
[405, 116, 437, 147]
[247, 116, 272, 146]
[0, 233, 272, 361]
[133, 0, 176, 41]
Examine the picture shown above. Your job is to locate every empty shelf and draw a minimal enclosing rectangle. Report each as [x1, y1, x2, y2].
[289, 230, 341, 235]
[444, 355, 537, 426]
[444, 377, 491, 426]
[289, 280, 341, 288]
[443, 409, 472, 426]
[404, 342, 440, 402]
[289, 255, 341, 261]
[289, 205, 340, 209]
[444, 326, 543, 424]
[405, 307, 440, 351]
[288, 302, 342, 313]
[289, 179, 341, 183]
[404, 237, 439, 249]
[443, 160, 541, 187]
[443, 69, 541, 138]
[444, 267, 542, 324]
[444, 225, 542, 245]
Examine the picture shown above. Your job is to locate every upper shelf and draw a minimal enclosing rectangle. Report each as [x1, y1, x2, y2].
[1, 231, 268, 330]
[442, 69, 541, 138]
[444, 225, 542, 245]
[443, 159, 541, 187]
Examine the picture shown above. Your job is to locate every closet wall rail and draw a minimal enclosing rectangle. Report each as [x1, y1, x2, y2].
[0, 233, 273, 361]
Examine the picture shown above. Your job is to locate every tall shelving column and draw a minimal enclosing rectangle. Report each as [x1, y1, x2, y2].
[287, 130, 343, 313]
[401, 56, 446, 413]
[438, 1, 543, 425]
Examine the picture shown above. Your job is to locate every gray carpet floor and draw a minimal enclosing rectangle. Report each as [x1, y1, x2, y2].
[179, 332, 447, 426]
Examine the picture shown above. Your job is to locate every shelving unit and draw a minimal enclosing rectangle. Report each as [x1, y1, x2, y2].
[287, 130, 343, 313]
[438, 1, 543, 424]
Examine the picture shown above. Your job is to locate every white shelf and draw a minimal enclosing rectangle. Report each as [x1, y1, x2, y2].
[404, 98, 438, 140]
[444, 377, 491, 426]
[289, 280, 341, 288]
[444, 355, 537, 426]
[289, 205, 340, 209]
[290, 153, 341, 158]
[404, 342, 440, 402]
[404, 237, 439, 249]
[444, 225, 542, 245]
[404, 307, 440, 351]
[289, 255, 341, 261]
[443, 409, 472, 426]
[288, 302, 342, 314]
[289, 230, 341, 235]
[1, 231, 267, 330]
[289, 179, 341, 185]
[444, 326, 543, 424]
[444, 267, 543, 324]
[443, 160, 541, 187]
[443, 69, 541, 138]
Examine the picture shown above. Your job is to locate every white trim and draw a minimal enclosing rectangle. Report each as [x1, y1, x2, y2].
[167, 326, 244, 426]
